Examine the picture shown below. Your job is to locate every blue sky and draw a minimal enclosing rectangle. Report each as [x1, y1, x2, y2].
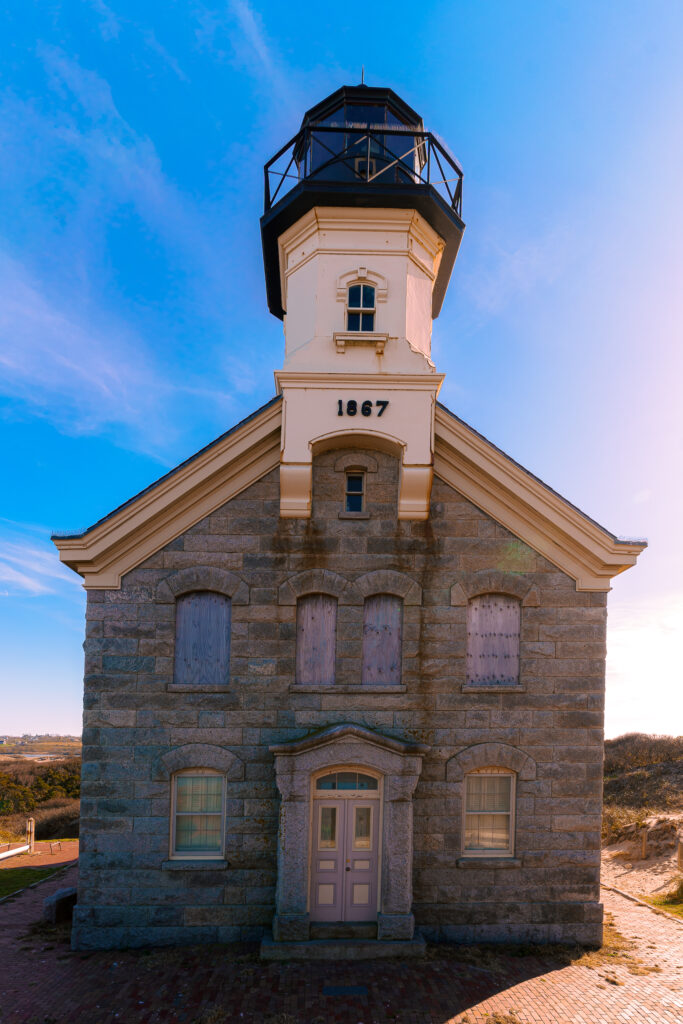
[1, 1, 682, 737]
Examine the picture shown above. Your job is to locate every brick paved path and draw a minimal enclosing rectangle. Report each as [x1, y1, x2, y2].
[1, 873, 682, 1024]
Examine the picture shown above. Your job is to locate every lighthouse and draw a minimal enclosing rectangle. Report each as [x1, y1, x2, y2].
[54, 83, 644, 955]
[261, 84, 465, 520]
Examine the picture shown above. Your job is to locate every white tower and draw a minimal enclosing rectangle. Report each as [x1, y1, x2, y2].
[261, 85, 465, 519]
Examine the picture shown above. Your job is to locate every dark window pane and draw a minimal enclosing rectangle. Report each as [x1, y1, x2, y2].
[361, 285, 375, 308]
[346, 493, 363, 512]
[348, 285, 361, 308]
[347, 475, 363, 492]
[347, 312, 360, 331]
[357, 774, 378, 790]
[361, 313, 375, 331]
[337, 771, 358, 789]
[316, 774, 337, 790]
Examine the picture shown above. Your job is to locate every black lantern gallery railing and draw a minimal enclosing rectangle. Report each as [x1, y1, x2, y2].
[264, 124, 463, 218]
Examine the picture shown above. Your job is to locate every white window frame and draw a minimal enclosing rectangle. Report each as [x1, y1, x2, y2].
[170, 769, 226, 860]
[345, 471, 365, 512]
[346, 283, 376, 332]
[462, 768, 515, 859]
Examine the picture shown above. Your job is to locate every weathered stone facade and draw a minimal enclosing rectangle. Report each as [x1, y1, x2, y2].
[74, 448, 607, 950]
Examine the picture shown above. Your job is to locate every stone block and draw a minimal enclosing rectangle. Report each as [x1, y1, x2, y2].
[43, 887, 77, 924]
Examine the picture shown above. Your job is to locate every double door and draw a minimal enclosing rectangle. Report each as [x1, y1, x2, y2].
[310, 798, 379, 922]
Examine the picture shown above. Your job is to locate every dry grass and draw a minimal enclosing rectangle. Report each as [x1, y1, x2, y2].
[0, 797, 80, 841]
[601, 804, 657, 846]
[645, 876, 683, 919]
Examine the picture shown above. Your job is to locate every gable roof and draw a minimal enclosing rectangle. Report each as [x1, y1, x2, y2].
[53, 396, 645, 591]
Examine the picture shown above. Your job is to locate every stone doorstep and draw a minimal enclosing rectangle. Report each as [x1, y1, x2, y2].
[260, 934, 427, 961]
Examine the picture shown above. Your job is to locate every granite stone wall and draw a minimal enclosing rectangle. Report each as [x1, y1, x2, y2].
[73, 449, 607, 949]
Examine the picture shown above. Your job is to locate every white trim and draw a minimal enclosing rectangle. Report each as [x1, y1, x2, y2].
[170, 768, 226, 860]
[307, 764, 383, 916]
[461, 768, 516, 859]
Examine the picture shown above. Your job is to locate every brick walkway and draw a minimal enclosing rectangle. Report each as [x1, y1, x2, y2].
[1, 872, 682, 1024]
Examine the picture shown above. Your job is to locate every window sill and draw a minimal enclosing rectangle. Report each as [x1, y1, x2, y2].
[461, 685, 526, 694]
[456, 857, 521, 869]
[162, 859, 228, 871]
[334, 331, 388, 354]
[290, 684, 407, 695]
[339, 511, 370, 520]
[167, 683, 231, 693]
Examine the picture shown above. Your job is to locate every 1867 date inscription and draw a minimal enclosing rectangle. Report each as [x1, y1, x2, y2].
[337, 399, 389, 417]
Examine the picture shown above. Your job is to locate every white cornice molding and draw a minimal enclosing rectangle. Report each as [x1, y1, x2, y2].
[433, 406, 645, 591]
[53, 396, 644, 592]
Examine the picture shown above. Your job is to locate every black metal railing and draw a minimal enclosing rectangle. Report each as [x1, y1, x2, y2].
[264, 124, 463, 218]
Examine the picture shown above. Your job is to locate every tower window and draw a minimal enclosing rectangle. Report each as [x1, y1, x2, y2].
[347, 284, 375, 331]
[345, 472, 365, 512]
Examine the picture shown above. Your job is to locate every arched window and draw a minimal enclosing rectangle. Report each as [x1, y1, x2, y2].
[171, 769, 225, 859]
[466, 594, 520, 687]
[362, 594, 403, 685]
[347, 283, 375, 331]
[174, 591, 231, 689]
[296, 593, 337, 686]
[464, 769, 515, 857]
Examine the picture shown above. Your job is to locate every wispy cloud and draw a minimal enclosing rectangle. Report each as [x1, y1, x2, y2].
[84, 0, 121, 42]
[0, 48, 254, 455]
[193, 1, 299, 116]
[0, 525, 82, 598]
[0, 250, 172, 450]
[460, 227, 572, 317]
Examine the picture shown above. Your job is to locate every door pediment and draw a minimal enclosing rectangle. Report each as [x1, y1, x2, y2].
[270, 722, 428, 800]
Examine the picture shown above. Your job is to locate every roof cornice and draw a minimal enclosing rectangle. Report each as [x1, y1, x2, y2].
[433, 404, 645, 591]
[52, 395, 645, 593]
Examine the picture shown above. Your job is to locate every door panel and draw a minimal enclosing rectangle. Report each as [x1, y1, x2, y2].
[343, 800, 380, 921]
[310, 797, 380, 922]
[310, 801, 344, 921]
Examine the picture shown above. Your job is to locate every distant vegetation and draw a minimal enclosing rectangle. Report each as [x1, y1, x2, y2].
[0, 759, 80, 841]
[602, 733, 683, 844]
[1, 732, 680, 847]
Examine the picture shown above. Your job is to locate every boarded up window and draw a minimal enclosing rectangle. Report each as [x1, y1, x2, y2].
[296, 594, 337, 685]
[174, 591, 231, 688]
[362, 594, 403, 686]
[466, 594, 520, 686]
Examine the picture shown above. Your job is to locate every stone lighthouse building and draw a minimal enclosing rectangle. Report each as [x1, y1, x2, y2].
[54, 85, 645, 955]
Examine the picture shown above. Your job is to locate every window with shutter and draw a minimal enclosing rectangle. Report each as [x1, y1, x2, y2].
[296, 593, 337, 685]
[173, 591, 231, 688]
[361, 594, 403, 685]
[466, 594, 520, 687]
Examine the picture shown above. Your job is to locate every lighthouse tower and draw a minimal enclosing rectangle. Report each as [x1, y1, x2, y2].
[261, 84, 465, 520]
